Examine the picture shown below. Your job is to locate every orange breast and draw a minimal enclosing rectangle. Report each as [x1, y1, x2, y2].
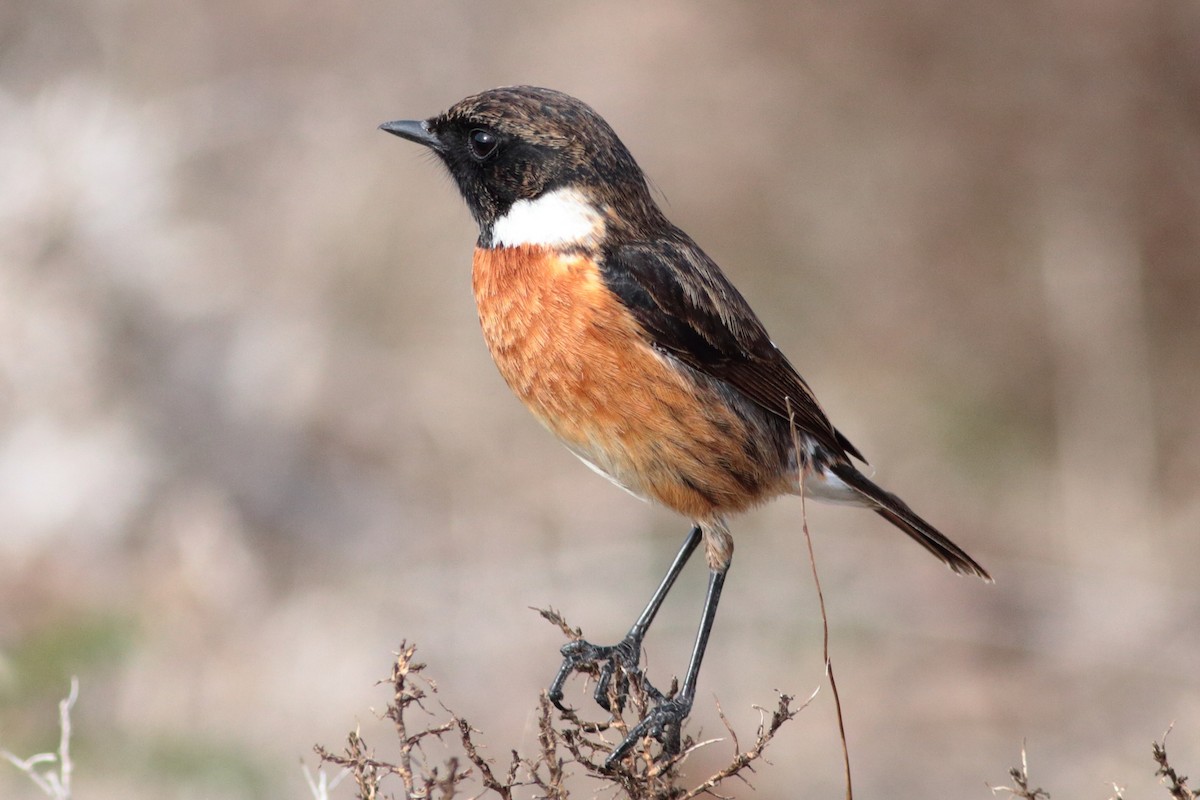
[472, 245, 792, 521]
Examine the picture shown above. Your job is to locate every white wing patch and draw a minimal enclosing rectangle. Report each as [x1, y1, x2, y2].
[492, 187, 604, 248]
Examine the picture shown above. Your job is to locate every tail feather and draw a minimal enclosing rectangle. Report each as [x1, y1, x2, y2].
[827, 461, 992, 582]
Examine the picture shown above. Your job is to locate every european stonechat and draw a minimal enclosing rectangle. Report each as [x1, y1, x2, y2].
[381, 86, 990, 765]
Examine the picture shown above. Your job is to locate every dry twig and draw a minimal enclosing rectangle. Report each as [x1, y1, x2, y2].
[1, 677, 79, 800]
[1154, 727, 1198, 800]
[989, 744, 1050, 800]
[788, 397, 854, 800]
[315, 626, 800, 799]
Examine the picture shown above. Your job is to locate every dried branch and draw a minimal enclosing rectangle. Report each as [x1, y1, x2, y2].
[787, 397, 854, 800]
[989, 744, 1050, 800]
[315, 627, 802, 799]
[0, 677, 79, 800]
[678, 695, 797, 800]
[1154, 727, 1198, 800]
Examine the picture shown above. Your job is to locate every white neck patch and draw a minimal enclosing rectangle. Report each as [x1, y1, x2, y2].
[491, 187, 603, 248]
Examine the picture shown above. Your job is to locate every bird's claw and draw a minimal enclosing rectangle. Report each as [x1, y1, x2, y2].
[546, 636, 689, 770]
[548, 635, 651, 713]
[604, 697, 691, 768]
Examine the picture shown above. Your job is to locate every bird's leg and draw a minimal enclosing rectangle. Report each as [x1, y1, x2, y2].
[548, 525, 702, 713]
[605, 560, 727, 768]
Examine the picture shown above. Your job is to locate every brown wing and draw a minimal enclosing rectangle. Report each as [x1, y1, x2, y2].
[600, 233, 864, 462]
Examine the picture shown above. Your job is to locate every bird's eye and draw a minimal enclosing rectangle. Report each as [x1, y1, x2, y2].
[467, 128, 499, 160]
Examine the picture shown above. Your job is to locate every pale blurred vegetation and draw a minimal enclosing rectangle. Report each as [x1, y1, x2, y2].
[1, 1, 1198, 798]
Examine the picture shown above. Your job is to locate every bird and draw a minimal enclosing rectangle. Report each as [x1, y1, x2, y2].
[380, 85, 990, 766]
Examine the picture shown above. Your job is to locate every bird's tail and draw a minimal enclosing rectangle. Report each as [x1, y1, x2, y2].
[826, 461, 992, 581]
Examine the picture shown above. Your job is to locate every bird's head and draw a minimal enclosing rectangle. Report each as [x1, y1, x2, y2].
[381, 86, 663, 246]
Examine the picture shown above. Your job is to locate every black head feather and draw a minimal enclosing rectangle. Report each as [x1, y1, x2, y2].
[383, 86, 666, 242]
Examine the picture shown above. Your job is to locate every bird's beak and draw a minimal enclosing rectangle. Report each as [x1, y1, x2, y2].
[379, 119, 442, 150]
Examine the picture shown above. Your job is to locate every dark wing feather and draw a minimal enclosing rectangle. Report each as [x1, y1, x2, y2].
[601, 234, 865, 462]
[828, 461, 992, 579]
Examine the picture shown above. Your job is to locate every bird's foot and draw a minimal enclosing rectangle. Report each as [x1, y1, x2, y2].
[548, 634, 664, 714]
[604, 696, 691, 769]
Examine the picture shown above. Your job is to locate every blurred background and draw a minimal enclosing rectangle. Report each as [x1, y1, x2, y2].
[2, 1, 1198, 797]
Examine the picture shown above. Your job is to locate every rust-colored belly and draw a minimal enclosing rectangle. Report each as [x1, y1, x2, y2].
[472, 245, 790, 520]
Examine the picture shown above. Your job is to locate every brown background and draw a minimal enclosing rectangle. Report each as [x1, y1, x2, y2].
[1, 1, 1198, 797]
